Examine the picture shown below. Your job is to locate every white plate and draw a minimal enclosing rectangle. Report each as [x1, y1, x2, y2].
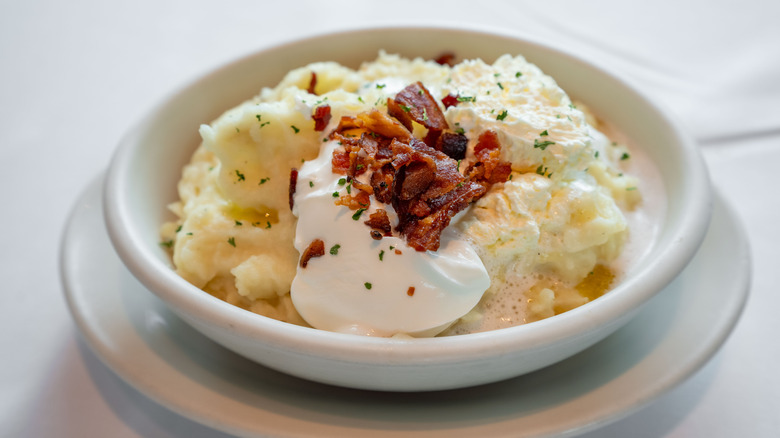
[61, 175, 749, 438]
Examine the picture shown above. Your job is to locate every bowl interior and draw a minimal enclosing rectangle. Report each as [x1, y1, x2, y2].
[104, 26, 711, 374]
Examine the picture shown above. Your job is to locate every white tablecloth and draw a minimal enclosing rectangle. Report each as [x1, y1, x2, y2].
[2, 1, 778, 436]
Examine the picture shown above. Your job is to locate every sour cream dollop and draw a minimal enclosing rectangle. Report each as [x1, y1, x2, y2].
[290, 140, 490, 337]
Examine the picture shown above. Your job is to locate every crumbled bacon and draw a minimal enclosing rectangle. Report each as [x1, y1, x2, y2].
[324, 82, 511, 252]
[313, 105, 331, 131]
[407, 286, 415, 296]
[307, 72, 317, 95]
[434, 52, 456, 66]
[300, 239, 324, 268]
[289, 167, 298, 211]
[392, 82, 448, 132]
[436, 132, 468, 160]
[465, 130, 512, 185]
[441, 93, 460, 109]
[334, 189, 370, 210]
[364, 209, 392, 236]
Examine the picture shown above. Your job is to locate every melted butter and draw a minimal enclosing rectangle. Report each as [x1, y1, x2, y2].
[575, 264, 615, 301]
[224, 203, 279, 226]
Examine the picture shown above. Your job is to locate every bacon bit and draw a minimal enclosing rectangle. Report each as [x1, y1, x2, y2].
[436, 132, 468, 160]
[441, 93, 460, 109]
[300, 238, 324, 268]
[307, 71, 317, 95]
[356, 110, 412, 142]
[289, 168, 298, 211]
[313, 105, 331, 131]
[395, 249, 402, 255]
[324, 83, 510, 252]
[434, 52, 456, 66]
[407, 286, 415, 296]
[335, 189, 371, 210]
[364, 209, 392, 236]
[466, 130, 512, 185]
[392, 82, 448, 132]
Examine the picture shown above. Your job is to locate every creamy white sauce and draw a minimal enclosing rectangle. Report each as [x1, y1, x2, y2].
[290, 140, 490, 337]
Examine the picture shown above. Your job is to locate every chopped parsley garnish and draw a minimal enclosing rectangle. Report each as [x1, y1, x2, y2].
[379, 250, 385, 261]
[332, 191, 339, 197]
[338, 178, 346, 185]
[356, 164, 364, 171]
[456, 159, 462, 171]
[160, 240, 174, 248]
[255, 114, 262, 121]
[493, 73, 500, 77]
[627, 187, 637, 191]
[259, 177, 270, 185]
[376, 83, 386, 89]
[534, 139, 555, 150]
[422, 108, 428, 121]
[330, 244, 341, 255]
[309, 181, 314, 188]
[175, 225, 182, 233]
[227, 237, 236, 247]
[357, 96, 364, 103]
[457, 96, 476, 103]
[569, 103, 577, 110]
[235, 170, 245, 182]
[291, 125, 300, 134]
[540, 130, 549, 136]
[497, 82, 504, 90]
[364, 282, 372, 290]
[595, 151, 600, 158]
[400, 104, 411, 112]
[389, 245, 395, 250]
[535, 164, 549, 177]
[234, 220, 242, 226]
[515, 71, 522, 78]
[235, 127, 240, 133]
[352, 208, 366, 220]
[621, 152, 631, 160]
[265, 221, 272, 229]
[346, 181, 352, 194]
[496, 109, 508, 121]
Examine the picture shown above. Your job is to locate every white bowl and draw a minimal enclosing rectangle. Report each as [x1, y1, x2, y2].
[104, 26, 711, 391]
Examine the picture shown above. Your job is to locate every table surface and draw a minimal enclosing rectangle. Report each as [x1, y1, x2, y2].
[3, 1, 778, 437]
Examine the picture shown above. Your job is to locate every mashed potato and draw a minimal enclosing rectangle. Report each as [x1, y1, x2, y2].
[161, 52, 644, 335]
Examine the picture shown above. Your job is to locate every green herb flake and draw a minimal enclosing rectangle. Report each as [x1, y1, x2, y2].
[346, 181, 352, 194]
[235, 170, 245, 182]
[255, 114, 262, 122]
[540, 130, 549, 136]
[621, 152, 631, 160]
[376, 83, 386, 89]
[379, 250, 385, 261]
[330, 244, 341, 255]
[534, 139, 555, 150]
[626, 187, 637, 191]
[535, 164, 549, 176]
[265, 221, 272, 229]
[235, 127, 240, 133]
[337, 178, 346, 186]
[352, 208, 366, 220]
[234, 220, 242, 226]
[364, 282, 373, 290]
[496, 109, 508, 121]
[400, 104, 411, 113]
[291, 125, 300, 134]
[309, 181, 314, 188]
[160, 240, 174, 248]
[422, 108, 428, 121]
[595, 151, 600, 158]
[332, 191, 339, 198]
[515, 71, 522, 78]
[497, 82, 504, 90]
[357, 96, 364, 103]
[493, 73, 500, 77]
[457, 96, 476, 103]
[389, 245, 395, 250]
[175, 225, 182, 233]
[227, 237, 236, 247]
[259, 177, 270, 185]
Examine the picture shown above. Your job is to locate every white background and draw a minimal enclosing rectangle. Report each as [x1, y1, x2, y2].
[2, 1, 779, 436]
